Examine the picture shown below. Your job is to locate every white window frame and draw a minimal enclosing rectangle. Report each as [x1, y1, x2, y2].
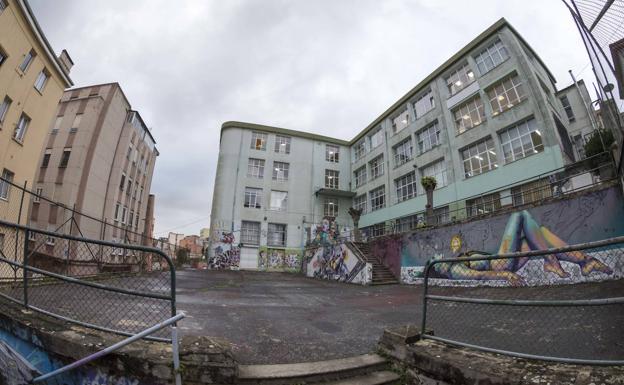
[244, 187, 263, 209]
[413, 89, 435, 118]
[353, 139, 367, 161]
[368, 127, 384, 149]
[393, 138, 413, 167]
[274, 135, 291, 154]
[454, 95, 485, 134]
[391, 109, 410, 133]
[14, 113, 30, 142]
[461, 138, 498, 178]
[445, 63, 476, 95]
[354, 166, 367, 188]
[0, 96, 11, 123]
[269, 190, 288, 211]
[395, 171, 417, 203]
[369, 186, 386, 212]
[499, 118, 544, 163]
[466, 192, 501, 217]
[272, 161, 289, 182]
[325, 169, 339, 189]
[0, 169, 14, 201]
[353, 194, 367, 213]
[241, 221, 261, 244]
[34, 69, 49, 92]
[326, 144, 340, 163]
[419, 159, 448, 194]
[19, 49, 35, 72]
[487, 74, 526, 115]
[267, 223, 287, 247]
[250, 131, 268, 150]
[369, 156, 384, 180]
[475, 38, 509, 75]
[560, 95, 575, 122]
[247, 158, 265, 179]
[324, 198, 339, 217]
[417, 122, 441, 154]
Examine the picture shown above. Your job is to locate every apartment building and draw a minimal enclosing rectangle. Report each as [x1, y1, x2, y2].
[209, 18, 593, 269]
[29, 83, 158, 263]
[556, 80, 598, 160]
[0, 0, 73, 224]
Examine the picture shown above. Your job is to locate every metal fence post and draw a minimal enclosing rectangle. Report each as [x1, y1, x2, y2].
[23, 228, 29, 308]
[172, 326, 182, 385]
[420, 260, 431, 336]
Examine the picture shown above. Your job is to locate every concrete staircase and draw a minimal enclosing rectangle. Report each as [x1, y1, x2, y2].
[236, 353, 400, 384]
[350, 242, 399, 285]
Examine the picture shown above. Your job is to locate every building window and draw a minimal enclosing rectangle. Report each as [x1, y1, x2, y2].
[59, 148, 71, 168]
[370, 223, 385, 237]
[417, 122, 441, 154]
[121, 206, 128, 224]
[241, 221, 260, 244]
[244, 187, 263, 209]
[354, 166, 367, 188]
[475, 39, 509, 75]
[41, 149, 52, 168]
[434, 206, 450, 224]
[499, 118, 544, 163]
[14, 113, 30, 142]
[270, 190, 288, 211]
[272, 161, 289, 182]
[114, 202, 121, 222]
[446, 63, 475, 95]
[127, 143, 133, 159]
[419, 159, 448, 193]
[461, 138, 498, 178]
[354, 139, 366, 161]
[0, 45, 7, 66]
[0, 169, 14, 200]
[33, 187, 43, 203]
[274, 135, 291, 154]
[129, 211, 134, 227]
[250, 131, 267, 150]
[325, 169, 339, 189]
[126, 178, 132, 195]
[393, 138, 413, 167]
[34, 69, 50, 92]
[560, 95, 575, 122]
[413, 89, 435, 117]
[395, 171, 418, 203]
[247, 158, 265, 179]
[133, 181, 139, 199]
[370, 186, 385, 211]
[267, 223, 287, 247]
[120, 173, 126, 191]
[324, 198, 339, 217]
[19, 49, 36, 72]
[512, 178, 552, 207]
[71, 113, 83, 131]
[487, 74, 526, 115]
[466, 192, 501, 218]
[369, 155, 384, 180]
[353, 194, 367, 213]
[396, 213, 425, 232]
[369, 127, 384, 149]
[0, 96, 11, 123]
[454, 95, 485, 134]
[392, 109, 410, 133]
[326, 144, 339, 163]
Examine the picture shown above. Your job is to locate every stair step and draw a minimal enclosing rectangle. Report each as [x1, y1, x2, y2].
[237, 354, 388, 384]
[324, 371, 400, 385]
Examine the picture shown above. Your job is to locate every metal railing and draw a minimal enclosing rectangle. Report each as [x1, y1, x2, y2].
[362, 152, 616, 240]
[420, 235, 624, 365]
[0, 219, 176, 342]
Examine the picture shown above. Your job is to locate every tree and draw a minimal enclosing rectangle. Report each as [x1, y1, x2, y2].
[421, 176, 437, 226]
[583, 129, 614, 170]
[175, 247, 190, 267]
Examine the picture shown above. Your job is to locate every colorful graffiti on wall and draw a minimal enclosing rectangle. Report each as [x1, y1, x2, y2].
[370, 186, 624, 286]
[304, 243, 369, 284]
[210, 231, 240, 270]
[258, 247, 302, 272]
[310, 217, 340, 245]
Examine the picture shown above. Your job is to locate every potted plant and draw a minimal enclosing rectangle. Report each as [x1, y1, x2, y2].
[421, 176, 437, 226]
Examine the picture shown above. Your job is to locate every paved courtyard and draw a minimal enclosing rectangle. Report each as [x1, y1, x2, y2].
[175, 269, 624, 364]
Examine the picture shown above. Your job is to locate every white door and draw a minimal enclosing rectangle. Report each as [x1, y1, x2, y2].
[239, 247, 258, 270]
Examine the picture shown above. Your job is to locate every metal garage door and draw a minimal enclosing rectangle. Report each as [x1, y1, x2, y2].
[239, 247, 258, 270]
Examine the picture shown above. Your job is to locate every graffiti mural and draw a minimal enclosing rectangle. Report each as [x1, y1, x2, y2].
[369, 186, 624, 286]
[258, 247, 302, 272]
[310, 217, 340, 244]
[210, 231, 240, 270]
[304, 243, 369, 284]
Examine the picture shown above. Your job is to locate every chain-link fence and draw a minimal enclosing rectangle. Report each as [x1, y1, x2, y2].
[0, 219, 176, 341]
[420, 235, 624, 364]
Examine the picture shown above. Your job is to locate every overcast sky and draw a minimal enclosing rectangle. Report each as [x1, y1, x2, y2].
[29, 0, 594, 238]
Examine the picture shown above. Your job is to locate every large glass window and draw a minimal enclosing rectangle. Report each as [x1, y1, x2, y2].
[445, 63, 475, 95]
[250, 131, 268, 150]
[267, 223, 287, 247]
[369, 127, 384, 149]
[326, 144, 340, 163]
[244, 187, 263, 209]
[512, 178, 552, 207]
[414, 89, 435, 118]
[391, 109, 410, 133]
[241, 221, 260, 244]
[272, 161, 289, 181]
[325, 169, 339, 189]
[270, 190, 288, 211]
[14, 113, 30, 142]
[499, 118, 544, 163]
[395, 172, 418, 203]
[453, 95, 485, 134]
[419, 159, 448, 194]
[369, 156, 384, 180]
[0, 169, 14, 200]
[466, 192, 501, 218]
[274, 135, 291, 153]
[475, 39, 509, 74]
[19, 49, 36, 72]
[560, 95, 575, 122]
[247, 158, 265, 179]
[393, 138, 413, 167]
[396, 213, 424, 232]
[353, 139, 366, 161]
[324, 198, 339, 217]
[487, 74, 526, 115]
[417, 122, 441, 154]
[34, 69, 49, 92]
[353, 194, 367, 213]
[354, 166, 367, 188]
[434, 206, 450, 225]
[370, 186, 386, 211]
[461, 138, 498, 178]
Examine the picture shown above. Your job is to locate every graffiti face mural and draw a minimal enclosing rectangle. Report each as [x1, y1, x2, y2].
[210, 232, 240, 270]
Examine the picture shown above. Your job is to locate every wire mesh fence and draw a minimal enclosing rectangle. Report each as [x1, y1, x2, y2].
[0, 220, 175, 341]
[421, 235, 624, 364]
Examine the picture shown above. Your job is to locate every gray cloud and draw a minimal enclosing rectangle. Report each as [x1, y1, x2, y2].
[28, 0, 594, 237]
